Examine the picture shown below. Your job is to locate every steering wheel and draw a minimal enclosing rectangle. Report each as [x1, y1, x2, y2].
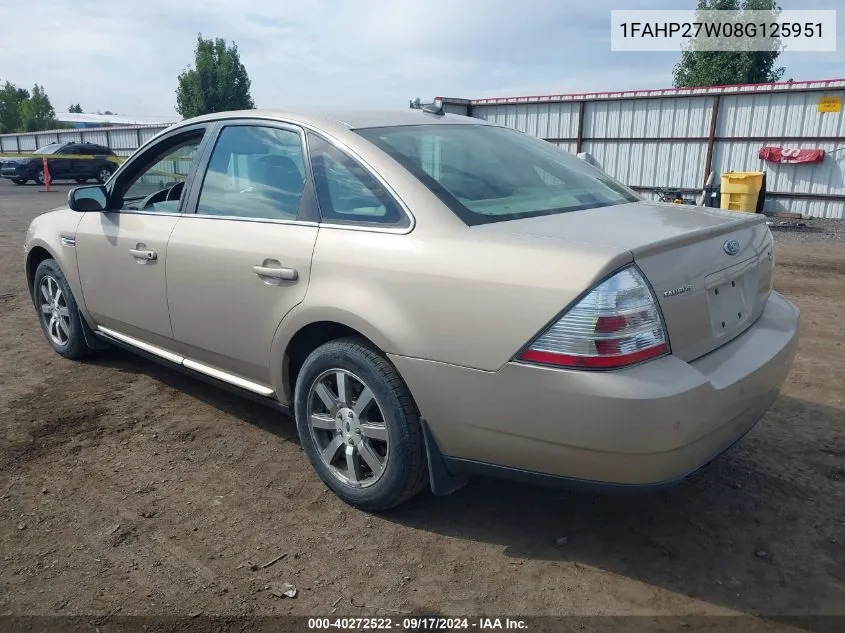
[139, 187, 170, 210]
[166, 181, 185, 201]
[139, 182, 184, 209]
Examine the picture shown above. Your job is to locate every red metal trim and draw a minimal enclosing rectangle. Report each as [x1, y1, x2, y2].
[470, 77, 845, 105]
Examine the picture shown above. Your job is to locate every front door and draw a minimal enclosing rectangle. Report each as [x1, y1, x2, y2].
[165, 122, 319, 386]
[75, 127, 209, 345]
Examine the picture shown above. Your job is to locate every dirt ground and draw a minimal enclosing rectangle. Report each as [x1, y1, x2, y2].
[0, 180, 843, 624]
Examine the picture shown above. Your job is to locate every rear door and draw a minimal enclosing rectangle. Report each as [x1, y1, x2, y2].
[75, 125, 210, 346]
[69, 144, 95, 177]
[165, 120, 319, 387]
[50, 144, 76, 180]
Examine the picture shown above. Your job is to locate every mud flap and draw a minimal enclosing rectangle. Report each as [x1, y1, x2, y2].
[78, 310, 109, 350]
[420, 418, 468, 496]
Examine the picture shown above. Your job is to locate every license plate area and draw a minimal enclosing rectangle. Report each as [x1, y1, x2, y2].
[705, 257, 758, 339]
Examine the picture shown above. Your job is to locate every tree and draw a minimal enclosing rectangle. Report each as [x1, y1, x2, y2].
[20, 84, 57, 131]
[175, 34, 255, 118]
[0, 82, 30, 133]
[673, 0, 785, 87]
[68, 103, 83, 113]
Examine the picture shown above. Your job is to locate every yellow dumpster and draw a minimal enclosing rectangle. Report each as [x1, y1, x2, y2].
[720, 172, 764, 212]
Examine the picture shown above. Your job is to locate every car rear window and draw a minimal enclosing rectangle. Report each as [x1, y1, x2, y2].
[356, 124, 638, 226]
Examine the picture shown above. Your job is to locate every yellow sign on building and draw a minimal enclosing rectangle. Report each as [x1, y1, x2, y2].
[818, 96, 842, 113]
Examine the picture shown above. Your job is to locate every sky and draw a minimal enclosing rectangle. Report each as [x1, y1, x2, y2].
[0, 0, 842, 119]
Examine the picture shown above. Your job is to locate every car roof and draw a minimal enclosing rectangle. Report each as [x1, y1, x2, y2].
[184, 108, 490, 131]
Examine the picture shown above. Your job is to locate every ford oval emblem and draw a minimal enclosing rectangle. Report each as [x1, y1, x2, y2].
[723, 239, 741, 256]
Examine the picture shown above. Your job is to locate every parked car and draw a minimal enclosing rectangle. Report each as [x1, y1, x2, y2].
[1, 142, 116, 185]
[23, 108, 799, 510]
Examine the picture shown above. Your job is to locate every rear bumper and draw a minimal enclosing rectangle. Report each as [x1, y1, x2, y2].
[390, 291, 799, 487]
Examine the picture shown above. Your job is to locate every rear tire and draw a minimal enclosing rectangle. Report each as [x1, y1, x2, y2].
[12, 179, 27, 185]
[36, 168, 47, 186]
[294, 338, 427, 511]
[32, 259, 91, 360]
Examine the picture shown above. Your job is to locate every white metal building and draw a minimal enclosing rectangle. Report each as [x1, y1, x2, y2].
[440, 78, 845, 219]
[0, 124, 173, 158]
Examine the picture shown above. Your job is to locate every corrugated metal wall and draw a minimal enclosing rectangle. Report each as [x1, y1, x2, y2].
[479, 102, 581, 140]
[463, 80, 845, 219]
[0, 124, 172, 156]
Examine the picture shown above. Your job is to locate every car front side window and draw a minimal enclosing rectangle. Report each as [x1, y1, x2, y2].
[117, 134, 204, 213]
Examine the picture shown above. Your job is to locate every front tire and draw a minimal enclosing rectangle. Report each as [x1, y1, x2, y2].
[96, 166, 113, 184]
[36, 168, 46, 186]
[32, 259, 90, 359]
[12, 179, 27, 185]
[294, 338, 427, 511]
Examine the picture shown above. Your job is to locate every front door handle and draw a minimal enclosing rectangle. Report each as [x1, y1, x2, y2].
[253, 264, 298, 281]
[129, 247, 157, 261]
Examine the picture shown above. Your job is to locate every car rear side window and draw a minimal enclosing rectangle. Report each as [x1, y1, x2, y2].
[307, 133, 406, 227]
[196, 125, 306, 221]
[32, 144, 63, 155]
[356, 124, 639, 226]
[121, 136, 202, 210]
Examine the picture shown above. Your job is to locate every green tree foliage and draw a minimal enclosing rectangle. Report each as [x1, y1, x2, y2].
[0, 82, 57, 132]
[20, 84, 57, 131]
[0, 82, 30, 133]
[68, 103, 83, 113]
[673, 0, 786, 87]
[175, 34, 255, 118]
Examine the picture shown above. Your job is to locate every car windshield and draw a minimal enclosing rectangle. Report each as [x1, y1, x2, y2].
[32, 144, 63, 155]
[356, 124, 639, 226]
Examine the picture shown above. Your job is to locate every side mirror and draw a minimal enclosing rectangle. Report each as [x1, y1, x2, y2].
[68, 185, 108, 212]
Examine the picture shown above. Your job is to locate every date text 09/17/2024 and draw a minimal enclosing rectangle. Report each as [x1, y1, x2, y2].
[307, 617, 528, 630]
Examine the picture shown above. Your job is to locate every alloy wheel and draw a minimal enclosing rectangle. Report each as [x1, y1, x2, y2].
[39, 275, 71, 346]
[98, 168, 111, 183]
[307, 369, 390, 488]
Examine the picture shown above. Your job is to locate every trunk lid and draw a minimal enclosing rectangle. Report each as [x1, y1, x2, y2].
[474, 201, 774, 362]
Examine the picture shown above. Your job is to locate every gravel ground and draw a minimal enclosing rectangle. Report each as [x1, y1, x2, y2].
[0, 180, 843, 629]
[769, 217, 845, 244]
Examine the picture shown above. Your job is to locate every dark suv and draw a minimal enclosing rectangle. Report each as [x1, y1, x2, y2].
[1, 142, 117, 185]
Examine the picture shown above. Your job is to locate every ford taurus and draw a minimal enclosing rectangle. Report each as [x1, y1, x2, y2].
[23, 108, 799, 509]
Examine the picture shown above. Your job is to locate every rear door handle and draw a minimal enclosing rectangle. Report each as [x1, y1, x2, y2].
[129, 248, 157, 261]
[252, 265, 298, 281]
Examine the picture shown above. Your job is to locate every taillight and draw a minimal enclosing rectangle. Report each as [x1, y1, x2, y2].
[518, 266, 668, 370]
